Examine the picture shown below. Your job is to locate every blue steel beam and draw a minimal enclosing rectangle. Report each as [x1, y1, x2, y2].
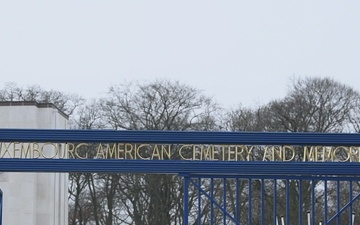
[0, 129, 360, 145]
[1, 159, 360, 175]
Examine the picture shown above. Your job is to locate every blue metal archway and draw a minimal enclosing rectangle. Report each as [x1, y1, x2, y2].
[1, 129, 360, 225]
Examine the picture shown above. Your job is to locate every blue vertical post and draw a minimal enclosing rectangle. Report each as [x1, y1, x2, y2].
[248, 179, 252, 225]
[311, 180, 315, 225]
[261, 179, 265, 225]
[337, 180, 340, 225]
[350, 181, 353, 225]
[183, 174, 189, 225]
[274, 179, 277, 225]
[223, 178, 227, 225]
[236, 179, 240, 223]
[299, 180, 303, 225]
[324, 180, 328, 225]
[0, 189, 3, 225]
[198, 178, 201, 225]
[286, 180, 290, 225]
[211, 178, 214, 225]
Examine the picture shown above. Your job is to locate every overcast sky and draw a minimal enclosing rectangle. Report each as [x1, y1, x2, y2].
[1, 1, 359, 108]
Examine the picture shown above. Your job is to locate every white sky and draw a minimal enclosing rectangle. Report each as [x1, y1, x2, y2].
[1, 1, 359, 108]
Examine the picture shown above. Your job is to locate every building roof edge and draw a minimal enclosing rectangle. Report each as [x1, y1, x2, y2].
[0, 101, 69, 119]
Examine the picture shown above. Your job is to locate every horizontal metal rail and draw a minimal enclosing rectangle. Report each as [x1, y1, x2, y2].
[0, 129, 360, 145]
[0, 159, 360, 174]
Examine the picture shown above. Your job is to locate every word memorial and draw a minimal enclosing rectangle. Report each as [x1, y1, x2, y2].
[0, 142, 360, 162]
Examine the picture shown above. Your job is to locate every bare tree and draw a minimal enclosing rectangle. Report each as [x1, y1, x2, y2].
[69, 100, 112, 225]
[68, 80, 220, 225]
[0, 82, 84, 115]
[224, 77, 360, 224]
[101, 80, 219, 131]
[268, 77, 360, 133]
[101, 80, 219, 225]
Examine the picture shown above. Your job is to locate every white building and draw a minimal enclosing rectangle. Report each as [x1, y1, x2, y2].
[0, 101, 68, 225]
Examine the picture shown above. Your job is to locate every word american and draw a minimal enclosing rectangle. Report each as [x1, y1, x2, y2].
[1, 142, 360, 162]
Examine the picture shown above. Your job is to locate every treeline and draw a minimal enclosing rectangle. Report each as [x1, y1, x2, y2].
[1, 77, 360, 225]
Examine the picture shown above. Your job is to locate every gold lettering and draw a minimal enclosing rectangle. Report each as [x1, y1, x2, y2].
[282, 145, 295, 162]
[221, 145, 226, 161]
[151, 145, 161, 160]
[1, 143, 12, 158]
[2, 142, 360, 163]
[20, 143, 32, 158]
[179, 145, 192, 160]
[193, 145, 201, 160]
[315, 146, 325, 162]
[262, 146, 273, 161]
[106, 144, 118, 159]
[234, 145, 244, 161]
[227, 145, 236, 161]
[202, 145, 212, 160]
[96, 144, 106, 159]
[125, 143, 134, 159]
[57, 144, 66, 159]
[41, 142, 59, 159]
[246, 146, 255, 161]
[349, 146, 360, 162]
[161, 145, 171, 159]
[332, 146, 350, 162]
[12, 142, 21, 158]
[136, 144, 150, 160]
[75, 143, 88, 159]
[117, 143, 125, 159]
[303, 146, 315, 162]
[66, 143, 76, 159]
[273, 146, 282, 161]
[32, 143, 41, 159]
[211, 146, 220, 160]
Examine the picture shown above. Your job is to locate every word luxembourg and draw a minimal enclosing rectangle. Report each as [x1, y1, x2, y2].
[0, 142, 359, 162]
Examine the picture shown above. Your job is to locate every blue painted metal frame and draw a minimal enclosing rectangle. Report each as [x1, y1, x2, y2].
[1, 129, 360, 175]
[1, 129, 360, 225]
[1, 159, 360, 175]
[186, 176, 360, 225]
[1, 128, 360, 145]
